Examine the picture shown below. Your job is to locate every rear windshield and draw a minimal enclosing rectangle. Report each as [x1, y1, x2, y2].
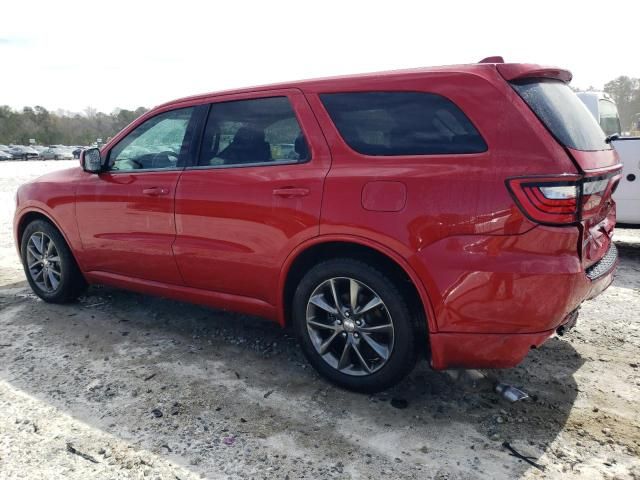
[511, 79, 610, 151]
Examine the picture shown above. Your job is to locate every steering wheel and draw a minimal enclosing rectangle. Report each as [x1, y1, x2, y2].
[111, 158, 143, 170]
[150, 151, 178, 166]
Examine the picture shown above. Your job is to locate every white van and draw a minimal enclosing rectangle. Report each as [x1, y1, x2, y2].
[577, 92, 640, 225]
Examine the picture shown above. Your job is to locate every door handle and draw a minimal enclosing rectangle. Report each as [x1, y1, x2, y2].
[272, 187, 310, 198]
[142, 187, 170, 196]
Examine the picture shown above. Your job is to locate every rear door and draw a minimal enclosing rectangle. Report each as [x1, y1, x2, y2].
[173, 90, 331, 306]
[75, 107, 197, 284]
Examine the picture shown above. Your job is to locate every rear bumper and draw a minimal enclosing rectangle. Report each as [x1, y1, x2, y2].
[420, 231, 618, 370]
[429, 265, 613, 370]
[585, 252, 616, 300]
[430, 329, 554, 370]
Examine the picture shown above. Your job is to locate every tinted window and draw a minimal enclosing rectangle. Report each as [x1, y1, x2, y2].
[319, 92, 487, 156]
[109, 107, 194, 171]
[198, 96, 309, 167]
[512, 80, 610, 151]
[598, 100, 621, 136]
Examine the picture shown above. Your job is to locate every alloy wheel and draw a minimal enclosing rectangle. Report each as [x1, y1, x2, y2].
[305, 277, 395, 376]
[26, 232, 62, 293]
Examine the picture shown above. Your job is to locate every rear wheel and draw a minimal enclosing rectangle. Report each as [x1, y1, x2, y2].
[293, 258, 417, 393]
[20, 219, 86, 303]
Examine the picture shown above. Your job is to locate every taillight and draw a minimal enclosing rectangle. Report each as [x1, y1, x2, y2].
[507, 174, 618, 225]
[581, 178, 610, 218]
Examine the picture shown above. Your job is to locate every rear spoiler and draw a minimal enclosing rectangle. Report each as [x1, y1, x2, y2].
[497, 63, 572, 83]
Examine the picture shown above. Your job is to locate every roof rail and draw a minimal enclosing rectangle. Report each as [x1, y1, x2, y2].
[479, 56, 505, 64]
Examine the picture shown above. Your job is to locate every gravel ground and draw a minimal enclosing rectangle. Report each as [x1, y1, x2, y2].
[0, 160, 639, 479]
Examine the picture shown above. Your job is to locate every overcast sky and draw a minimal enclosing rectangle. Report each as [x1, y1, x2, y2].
[2, 0, 639, 113]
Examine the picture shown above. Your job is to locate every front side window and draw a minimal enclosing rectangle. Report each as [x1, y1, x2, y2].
[109, 107, 194, 171]
[319, 92, 487, 156]
[198, 96, 309, 167]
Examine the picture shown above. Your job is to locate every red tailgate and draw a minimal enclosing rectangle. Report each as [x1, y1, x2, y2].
[576, 160, 622, 269]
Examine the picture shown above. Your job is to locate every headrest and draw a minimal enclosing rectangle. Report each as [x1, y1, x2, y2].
[233, 126, 265, 145]
[294, 133, 309, 160]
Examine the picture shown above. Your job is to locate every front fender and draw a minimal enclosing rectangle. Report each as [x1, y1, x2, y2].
[14, 179, 84, 271]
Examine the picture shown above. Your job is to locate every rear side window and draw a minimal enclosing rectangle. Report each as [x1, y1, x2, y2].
[319, 92, 487, 156]
[512, 80, 611, 151]
[197, 96, 309, 167]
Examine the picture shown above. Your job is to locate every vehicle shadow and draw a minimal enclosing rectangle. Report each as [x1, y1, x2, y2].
[613, 239, 640, 291]
[616, 239, 640, 261]
[0, 281, 586, 478]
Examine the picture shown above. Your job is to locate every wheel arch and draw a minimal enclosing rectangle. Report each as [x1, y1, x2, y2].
[16, 209, 56, 246]
[15, 208, 83, 272]
[278, 235, 437, 352]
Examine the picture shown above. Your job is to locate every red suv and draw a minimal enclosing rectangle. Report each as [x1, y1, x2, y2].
[14, 59, 621, 392]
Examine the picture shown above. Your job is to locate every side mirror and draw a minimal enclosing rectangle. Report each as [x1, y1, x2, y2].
[81, 148, 105, 173]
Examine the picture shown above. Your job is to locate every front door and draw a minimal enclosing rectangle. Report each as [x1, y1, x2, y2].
[173, 90, 331, 306]
[75, 106, 197, 284]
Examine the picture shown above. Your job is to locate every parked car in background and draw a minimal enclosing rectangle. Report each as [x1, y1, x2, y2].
[0, 145, 14, 159]
[14, 59, 621, 392]
[40, 147, 74, 160]
[577, 91, 640, 225]
[630, 113, 640, 137]
[32, 145, 48, 154]
[72, 147, 85, 159]
[8, 145, 39, 160]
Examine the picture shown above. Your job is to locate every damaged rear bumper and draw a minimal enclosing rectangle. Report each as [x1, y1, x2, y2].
[429, 242, 617, 370]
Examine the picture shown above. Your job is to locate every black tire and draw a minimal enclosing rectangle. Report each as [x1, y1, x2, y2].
[20, 219, 86, 303]
[293, 258, 418, 393]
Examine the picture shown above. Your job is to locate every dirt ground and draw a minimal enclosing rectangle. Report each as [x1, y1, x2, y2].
[0, 160, 638, 480]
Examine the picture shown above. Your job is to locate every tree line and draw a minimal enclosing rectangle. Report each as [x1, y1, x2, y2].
[603, 76, 640, 132]
[0, 105, 149, 146]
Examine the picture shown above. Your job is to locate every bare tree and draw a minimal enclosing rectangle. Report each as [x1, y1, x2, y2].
[604, 76, 640, 132]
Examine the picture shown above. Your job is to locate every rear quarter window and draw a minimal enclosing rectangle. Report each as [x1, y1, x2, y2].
[319, 92, 487, 156]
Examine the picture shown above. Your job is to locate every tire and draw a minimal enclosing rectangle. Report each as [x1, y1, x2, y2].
[20, 219, 86, 303]
[293, 258, 418, 393]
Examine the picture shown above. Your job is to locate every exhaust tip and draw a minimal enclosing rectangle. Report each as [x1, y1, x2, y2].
[495, 383, 529, 403]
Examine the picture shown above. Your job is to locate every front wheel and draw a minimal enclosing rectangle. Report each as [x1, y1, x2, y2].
[21, 219, 86, 303]
[293, 258, 417, 393]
